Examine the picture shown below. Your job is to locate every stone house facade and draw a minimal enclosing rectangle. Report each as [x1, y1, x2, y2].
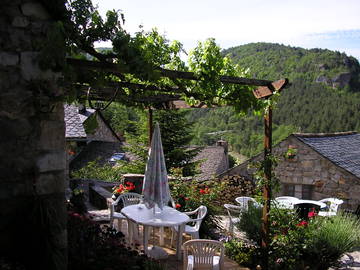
[221, 132, 360, 210]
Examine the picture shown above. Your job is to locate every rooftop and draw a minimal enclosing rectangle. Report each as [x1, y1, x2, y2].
[295, 131, 360, 178]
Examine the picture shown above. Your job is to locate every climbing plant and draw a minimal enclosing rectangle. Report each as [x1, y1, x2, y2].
[56, 0, 268, 113]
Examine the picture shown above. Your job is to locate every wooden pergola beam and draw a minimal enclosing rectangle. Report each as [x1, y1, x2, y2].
[67, 58, 274, 87]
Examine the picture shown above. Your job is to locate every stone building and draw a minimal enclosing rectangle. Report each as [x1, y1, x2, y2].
[0, 1, 67, 269]
[193, 140, 229, 181]
[64, 103, 124, 173]
[221, 132, 360, 210]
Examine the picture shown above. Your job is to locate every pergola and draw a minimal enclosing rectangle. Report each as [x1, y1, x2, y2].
[67, 57, 289, 269]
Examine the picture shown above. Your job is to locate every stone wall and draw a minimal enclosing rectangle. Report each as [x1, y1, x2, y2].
[87, 113, 120, 142]
[0, 1, 67, 269]
[222, 135, 360, 210]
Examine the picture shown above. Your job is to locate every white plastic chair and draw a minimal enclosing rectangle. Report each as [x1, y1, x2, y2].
[318, 198, 344, 216]
[171, 205, 207, 246]
[235, 196, 261, 210]
[223, 204, 242, 234]
[183, 239, 224, 270]
[109, 192, 142, 231]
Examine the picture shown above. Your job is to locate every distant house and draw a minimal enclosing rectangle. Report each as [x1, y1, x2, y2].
[220, 132, 360, 210]
[64, 104, 124, 173]
[193, 140, 229, 181]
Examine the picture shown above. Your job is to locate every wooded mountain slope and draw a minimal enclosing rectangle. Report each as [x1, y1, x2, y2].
[188, 43, 360, 157]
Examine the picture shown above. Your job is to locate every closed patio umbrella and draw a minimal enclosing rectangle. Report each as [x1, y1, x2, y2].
[142, 122, 171, 210]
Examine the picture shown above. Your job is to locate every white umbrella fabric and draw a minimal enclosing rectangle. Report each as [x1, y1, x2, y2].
[142, 122, 171, 210]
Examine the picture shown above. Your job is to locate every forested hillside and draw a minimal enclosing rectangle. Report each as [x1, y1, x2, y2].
[188, 43, 360, 158]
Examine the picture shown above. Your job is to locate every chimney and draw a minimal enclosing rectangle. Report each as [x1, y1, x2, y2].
[216, 140, 228, 154]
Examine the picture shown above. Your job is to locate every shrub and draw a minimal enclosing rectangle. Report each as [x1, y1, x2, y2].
[70, 158, 146, 181]
[303, 212, 360, 270]
[237, 203, 263, 245]
[169, 178, 226, 238]
[236, 205, 360, 270]
[224, 238, 261, 268]
[67, 211, 165, 270]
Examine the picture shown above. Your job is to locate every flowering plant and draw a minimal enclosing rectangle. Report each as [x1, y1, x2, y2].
[112, 181, 135, 195]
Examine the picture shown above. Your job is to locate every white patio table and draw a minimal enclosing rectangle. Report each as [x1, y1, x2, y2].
[293, 199, 327, 209]
[121, 204, 190, 260]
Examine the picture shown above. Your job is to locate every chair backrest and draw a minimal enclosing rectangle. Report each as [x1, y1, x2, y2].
[194, 205, 208, 231]
[224, 204, 242, 218]
[183, 239, 224, 270]
[113, 192, 142, 210]
[235, 196, 260, 210]
[319, 198, 344, 213]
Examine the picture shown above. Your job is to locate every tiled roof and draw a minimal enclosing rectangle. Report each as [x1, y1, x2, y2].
[193, 146, 227, 181]
[64, 104, 87, 139]
[295, 132, 360, 178]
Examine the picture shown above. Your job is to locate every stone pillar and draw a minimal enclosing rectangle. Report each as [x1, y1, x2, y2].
[0, 1, 67, 269]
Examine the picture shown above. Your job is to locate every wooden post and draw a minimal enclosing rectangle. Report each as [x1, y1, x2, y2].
[261, 106, 272, 270]
[148, 107, 153, 146]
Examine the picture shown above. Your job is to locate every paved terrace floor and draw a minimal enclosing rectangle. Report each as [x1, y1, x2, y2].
[88, 207, 249, 270]
[88, 207, 360, 270]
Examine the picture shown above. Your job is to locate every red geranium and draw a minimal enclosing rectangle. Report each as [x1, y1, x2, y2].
[296, 220, 308, 227]
[308, 208, 317, 218]
[175, 203, 181, 209]
[199, 188, 210, 194]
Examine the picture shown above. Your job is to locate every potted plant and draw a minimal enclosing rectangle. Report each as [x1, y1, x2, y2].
[284, 146, 297, 160]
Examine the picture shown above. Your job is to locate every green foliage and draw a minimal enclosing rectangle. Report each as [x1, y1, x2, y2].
[63, 0, 267, 114]
[70, 160, 122, 181]
[169, 178, 226, 238]
[224, 239, 261, 268]
[237, 204, 263, 244]
[237, 206, 360, 270]
[187, 42, 360, 158]
[101, 102, 140, 134]
[153, 110, 200, 175]
[70, 158, 145, 180]
[303, 213, 360, 270]
[83, 114, 98, 134]
[67, 211, 165, 270]
[188, 107, 298, 158]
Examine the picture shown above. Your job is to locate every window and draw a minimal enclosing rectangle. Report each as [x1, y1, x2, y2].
[282, 184, 313, 199]
[283, 184, 295, 196]
[301, 185, 313, 200]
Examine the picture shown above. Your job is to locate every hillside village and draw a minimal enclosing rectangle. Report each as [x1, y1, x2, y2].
[1, 1, 360, 270]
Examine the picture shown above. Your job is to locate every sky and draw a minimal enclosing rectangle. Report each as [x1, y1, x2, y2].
[94, 0, 360, 60]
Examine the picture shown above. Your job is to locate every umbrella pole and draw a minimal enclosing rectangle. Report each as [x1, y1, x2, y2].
[148, 107, 153, 147]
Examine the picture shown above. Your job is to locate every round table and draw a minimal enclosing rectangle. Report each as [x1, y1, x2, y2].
[121, 204, 190, 260]
[293, 200, 327, 219]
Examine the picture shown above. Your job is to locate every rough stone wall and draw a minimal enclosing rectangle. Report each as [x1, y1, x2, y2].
[87, 113, 120, 142]
[0, 1, 67, 269]
[273, 136, 360, 210]
[221, 135, 360, 210]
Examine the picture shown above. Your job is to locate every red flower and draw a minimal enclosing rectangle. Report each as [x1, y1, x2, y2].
[175, 203, 181, 209]
[296, 220, 308, 227]
[199, 188, 210, 194]
[308, 209, 317, 218]
[185, 197, 189, 201]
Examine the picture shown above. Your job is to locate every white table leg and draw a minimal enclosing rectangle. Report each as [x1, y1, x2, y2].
[143, 225, 149, 255]
[159, 227, 164, 246]
[128, 220, 134, 244]
[176, 224, 185, 260]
